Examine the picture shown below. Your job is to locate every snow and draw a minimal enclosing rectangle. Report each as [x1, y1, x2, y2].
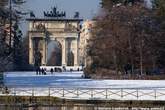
[3, 71, 165, 89]
[2, 71, 165, 101]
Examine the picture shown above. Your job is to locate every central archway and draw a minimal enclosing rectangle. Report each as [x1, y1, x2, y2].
[47, 41, 62, 66]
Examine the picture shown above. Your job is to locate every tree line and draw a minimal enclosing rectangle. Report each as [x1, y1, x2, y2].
[85, 0, 165, 79]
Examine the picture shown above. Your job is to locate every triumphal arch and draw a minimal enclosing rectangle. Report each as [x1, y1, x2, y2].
[27, 8, 83, 66]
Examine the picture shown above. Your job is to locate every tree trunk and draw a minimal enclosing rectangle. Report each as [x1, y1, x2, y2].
[129, 31, 134, 74]
[113, 49, 118, 74]
[140, 33, 143, 75]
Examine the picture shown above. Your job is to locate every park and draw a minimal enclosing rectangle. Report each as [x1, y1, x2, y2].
[0, 0, 165, 110]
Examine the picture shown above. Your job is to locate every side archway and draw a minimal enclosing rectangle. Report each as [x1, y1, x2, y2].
[33, 38, 43, 67]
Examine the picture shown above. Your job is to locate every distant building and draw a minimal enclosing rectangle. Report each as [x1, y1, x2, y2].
[79, 20, 95, 67]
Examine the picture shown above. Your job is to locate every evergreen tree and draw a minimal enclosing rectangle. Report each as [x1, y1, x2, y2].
[13, 23, 23, 70]
[0, 0, 26, 71]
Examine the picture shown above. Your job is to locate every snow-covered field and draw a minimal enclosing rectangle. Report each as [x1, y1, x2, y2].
[3, 71, 165, 89]
[2, 71, 165, 100]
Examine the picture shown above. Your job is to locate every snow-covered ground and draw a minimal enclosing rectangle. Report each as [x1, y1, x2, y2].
[2, 71, 165, 101]
[3, 71, 165, 89]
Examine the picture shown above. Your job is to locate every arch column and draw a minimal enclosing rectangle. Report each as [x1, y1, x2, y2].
[42, 38, 47, 65]
[62, 38, 67, 66]
[29, 35, 34, 64]
[74, 39, 78, 66]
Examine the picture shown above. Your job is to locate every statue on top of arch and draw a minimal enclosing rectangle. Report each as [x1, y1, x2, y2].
[43, 6, 66, 18]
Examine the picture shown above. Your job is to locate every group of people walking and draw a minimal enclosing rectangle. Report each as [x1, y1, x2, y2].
[36, 67, 47, 75]
[35, 66, 82, 75]
[35, 67, 64, 75]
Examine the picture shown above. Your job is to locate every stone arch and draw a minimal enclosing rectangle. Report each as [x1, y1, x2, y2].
[47, 40, 62, 66]
[28, 18, 82, 66]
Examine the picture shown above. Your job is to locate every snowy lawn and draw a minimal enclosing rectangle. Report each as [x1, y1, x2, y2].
[3, 71, 165, 89]
[2, 71, 165, 101]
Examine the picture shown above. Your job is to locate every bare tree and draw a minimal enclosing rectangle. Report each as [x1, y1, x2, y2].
[85, 0, 165, 79]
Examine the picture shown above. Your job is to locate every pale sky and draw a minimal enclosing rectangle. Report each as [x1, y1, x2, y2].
[24, 0, 100, 19]
[19, 0, 100, 58]
[19, 0, 100, 34]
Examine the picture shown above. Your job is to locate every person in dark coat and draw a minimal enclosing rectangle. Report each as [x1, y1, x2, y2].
[54, 67, 57, 72]
[36, 67, 38, 75]
[41, 68, 44, 75]
[44, 68, 47, 75]
[50, 68, 54, 74]
[62, 66, 66, 72]
[38, 67, 41, 75]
